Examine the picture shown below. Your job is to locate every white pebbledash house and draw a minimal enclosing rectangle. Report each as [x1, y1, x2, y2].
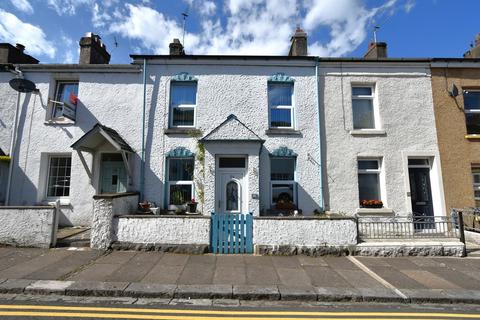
[0, 31, 452, 254]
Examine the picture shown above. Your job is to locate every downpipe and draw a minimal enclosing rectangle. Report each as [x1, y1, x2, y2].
[315, 59, 325, 211]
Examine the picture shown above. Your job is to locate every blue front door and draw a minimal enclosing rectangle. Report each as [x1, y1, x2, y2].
[100, 154, 127, 194]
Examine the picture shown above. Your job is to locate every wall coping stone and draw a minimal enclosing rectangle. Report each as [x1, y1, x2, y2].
[255, 216, 356, 221]
[0, 206, 54, 209]
[116, 214, 209, 219]
[93, 192, 139, 200]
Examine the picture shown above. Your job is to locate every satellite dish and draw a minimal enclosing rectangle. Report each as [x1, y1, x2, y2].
[9, 78, 36, 93]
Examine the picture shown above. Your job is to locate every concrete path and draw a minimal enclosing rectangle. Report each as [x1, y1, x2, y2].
[1, 247, 480, 303]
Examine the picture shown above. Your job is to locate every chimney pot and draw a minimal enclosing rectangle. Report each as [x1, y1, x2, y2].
[288, 27, 308, 57]
[364, 42, 388, 59]
[79, 32, 111, 64]
[169, 38, 185, 56]
[0, 43, 38, 64]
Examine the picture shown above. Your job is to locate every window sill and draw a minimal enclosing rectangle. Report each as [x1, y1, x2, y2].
[465, 134, 480, 140]
[265, 128, 302, 136]
[44, 118, 75, 126]
[43, 199, 71, 206]
[356, 207, 394, 216]
[164, 128, 202, 136]
[350, 129, 386, 136]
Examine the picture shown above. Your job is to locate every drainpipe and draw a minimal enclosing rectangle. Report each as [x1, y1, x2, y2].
[140, 58, 147, 201]
[315, 59, 325, 211]
[5, 66, 23, 206]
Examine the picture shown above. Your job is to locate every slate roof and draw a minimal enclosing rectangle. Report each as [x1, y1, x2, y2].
[71, 123, 134, 152]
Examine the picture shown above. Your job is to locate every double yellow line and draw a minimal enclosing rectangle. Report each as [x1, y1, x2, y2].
[0, 304, 478, 319]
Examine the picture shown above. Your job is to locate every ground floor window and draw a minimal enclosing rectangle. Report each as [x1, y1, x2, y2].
[358, 159, 382, 206]
[271, 157, 296, 209]
[47, 155, 71, 198]
[167, 158, 194, 206]
[472, 168, 480, 207]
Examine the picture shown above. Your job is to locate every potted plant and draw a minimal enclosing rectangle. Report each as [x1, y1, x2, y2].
[187, 198, 198, 213]
[170, 189, 186, 213]
[360, 199, 383, 208]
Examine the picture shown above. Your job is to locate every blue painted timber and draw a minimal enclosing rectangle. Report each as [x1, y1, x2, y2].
[210, 212, 253, 254]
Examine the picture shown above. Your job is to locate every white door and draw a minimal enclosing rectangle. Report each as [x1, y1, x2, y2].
[215, 156, 248, 213]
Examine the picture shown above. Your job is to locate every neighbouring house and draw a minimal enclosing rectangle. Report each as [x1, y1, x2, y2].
[322, 42, 446, 220]
[430, 34, 480, 211]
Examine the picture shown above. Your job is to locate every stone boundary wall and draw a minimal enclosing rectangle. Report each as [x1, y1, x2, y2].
[253, 217, 358, 255]
[0, 205, 58, 248]
[90, 192, 139, 250]
[113, 215, 210, 250]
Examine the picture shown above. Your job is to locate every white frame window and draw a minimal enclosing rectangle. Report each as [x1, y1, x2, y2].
[169, 81, 197, 128]
[357, 159, 382, 204]
[166, 157, 194, 207]
[51, 80, 79, 120]
[464, 90, 480, 135]
[268, 83, 294, 129]
[46, 155, 72, 200]
[472, 168, 480, 204]
[351, 85, 378, 130]
[270, 157, 296, 207]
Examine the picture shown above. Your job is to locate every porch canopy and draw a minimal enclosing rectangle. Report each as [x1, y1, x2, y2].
[200, 114, 265, 144]
[70, 123, 134, 181]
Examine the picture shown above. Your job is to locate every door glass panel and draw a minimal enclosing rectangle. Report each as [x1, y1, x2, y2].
[219, 157, 246, 168]
[226, 181, 239, 211]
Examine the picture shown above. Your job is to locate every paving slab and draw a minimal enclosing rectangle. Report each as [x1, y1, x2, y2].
[233, 285, 280, 300]
[124, 283, 176, 298]
[356, 257, 392, 267]
[215, 255, 244, 267]
[323, 257, 359, 270]
[67, 263, 123, 282]
[0, 249, 73, 279]
[0, 279, 33, 293]
[297, 256, 328, 267]
[187, 255, 216, 265]
[158, 253, 190, 266]
[141, 264, 184, 284]
[243, 255, 273, 266]
[276, 267, 312, 287]
[25, 250, 103, 280]
[387, 258, 423, 270]
[94, 251, 137, 264]
[0, 248, 47, 272]
[271, 256, 302, 269]
[425, 266, 480, 290]
[65, 281, 129, 297]
[364, 266, 426, 289]
[409, 257, 447, 268]
[175, 284, 232, 299]
[277, 285, 317, 301]
[315, 287, 362, 302]
[245, 265, 280, 285]
[105, 252, 162, 282]
[336, 269, 388, 289]
[177, 262, 215, 285]
[400, 270, 460, 289]
[213, 266, 246, 285]
[303, 266, 353, 288]
[24, 280, 74, 295]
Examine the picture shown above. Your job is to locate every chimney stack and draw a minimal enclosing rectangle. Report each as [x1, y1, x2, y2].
[169, 39, 185, 56]
[464, 34, 480, 58]
[364, 42, 388, 59]
[0, 43, 38, 64]
[79, 32, 111, 64]
[288, 27, 308, 56]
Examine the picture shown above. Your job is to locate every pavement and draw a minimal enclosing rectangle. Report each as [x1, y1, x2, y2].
[1, 247, 480, 304]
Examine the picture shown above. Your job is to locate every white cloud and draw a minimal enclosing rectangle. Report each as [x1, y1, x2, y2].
[0, 9, 56, 59]
[92, 3, 111, 27]
[108, 0, 406, 57]
[60, 35, 77, 63]
[9, 0, 34, 14]
[404, 0, 415, 13]
[47, 0, 93, 15]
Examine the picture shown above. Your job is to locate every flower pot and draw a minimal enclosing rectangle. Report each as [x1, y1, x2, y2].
[187, 203, 198, 213]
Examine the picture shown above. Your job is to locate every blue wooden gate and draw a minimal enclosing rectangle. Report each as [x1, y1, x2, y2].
[210, 212, 253, 254]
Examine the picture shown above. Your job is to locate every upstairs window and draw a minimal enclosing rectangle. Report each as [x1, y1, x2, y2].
[464, 90, 480, 134]
[472, 168, 480, 207]
[270, 157, 296, 208]
[170, 82, 197, 127]
[352, 86, 376, 129]
[268, 83, 294, 128]
[51, 81, 78, 120]
[46, 156, 71, 199]
[357, 159, 382, 205]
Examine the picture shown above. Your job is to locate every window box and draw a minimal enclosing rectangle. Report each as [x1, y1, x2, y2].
[360, 199, 383, 208]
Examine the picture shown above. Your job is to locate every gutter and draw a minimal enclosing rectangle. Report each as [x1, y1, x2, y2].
[315, 58, 325, 211]
[140, 59, 147, 201]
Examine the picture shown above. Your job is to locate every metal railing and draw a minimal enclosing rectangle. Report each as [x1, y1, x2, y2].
[452, 208, 480, 234]
[358, 214, 460, 240]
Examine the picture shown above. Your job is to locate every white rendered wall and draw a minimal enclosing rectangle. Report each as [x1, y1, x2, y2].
[321, 62, 445, 216]
[113, 216, 210, 244]
[0, 206, 57, 248]
[254, 217, 357, 246]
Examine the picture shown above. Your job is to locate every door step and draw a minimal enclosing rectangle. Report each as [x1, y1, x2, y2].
[56, 227, 91, 248]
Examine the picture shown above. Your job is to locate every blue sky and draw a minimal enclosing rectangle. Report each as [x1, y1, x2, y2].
[0, 0, 478, 64]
